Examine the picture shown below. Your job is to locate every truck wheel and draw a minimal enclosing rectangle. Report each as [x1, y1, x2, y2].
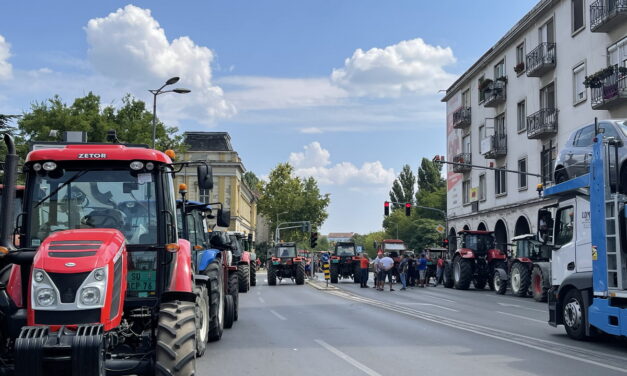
[511, 263, 530, 297]
[443, 262, 454, 288]
[493, 271, 506, 295]
[156, 301, 196, 376]
[562, 289, 587, 340]
[330, 264, 339, 284]
[238, 264, 250, 293]
[453, 257, 472, 290]
[206, 263, 224, 342]
[228, 272, 239, 322]
[250, 265, 257, 286]
[532, 266, 548, 302]
[193, 285, 209, 357]
[223, 295, 235, 329]
[295, 263, 305, 285]
[268, 265, 277, 286]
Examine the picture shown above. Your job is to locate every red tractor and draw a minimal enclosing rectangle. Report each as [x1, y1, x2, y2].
[267, 242, 305, 285]
[329, 241, 361, 284]
[0, 135, 213, 375]
[492, 234, 551, 301]
[227, 231, 253, 293]
[444, 230, 507, 290]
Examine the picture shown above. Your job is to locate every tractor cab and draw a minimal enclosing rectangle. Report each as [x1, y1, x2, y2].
[274, 242, 297, 259]
[458, 230, 497, 258]
[333, 242, 357, 258]
[511, 234, 551, 261]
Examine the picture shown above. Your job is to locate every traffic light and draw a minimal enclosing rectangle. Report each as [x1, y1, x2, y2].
[310, 232, 318, 248]
[384, 201, 390, 216]
[405, 203, 411, 216]
[442, 238, 449, 249]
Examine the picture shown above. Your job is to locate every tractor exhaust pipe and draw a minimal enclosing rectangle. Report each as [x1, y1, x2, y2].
[0, 134, 17, 250]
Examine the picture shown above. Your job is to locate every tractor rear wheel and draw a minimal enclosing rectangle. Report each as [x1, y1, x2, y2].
[193, 285, 209, 357]
[453, 257, 472, 290]
[532, 266, 548, 302]
[250, 264, 257, 286]
[206, 262, 224, 342]
[493, 271, 507, 295]
[268, 265, 277, 286]
[511, 262, 530, 297]
[443, 262, 454, 288]
[238, 264, 250, 293]
[223, 294, 235, 329]
[295, 263, 305, 285]
[156, 301, 196, 376]
[228, 272, 239, 322]
[330, 264, 339, 284]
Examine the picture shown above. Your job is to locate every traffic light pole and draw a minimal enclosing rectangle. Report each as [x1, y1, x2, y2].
[387, 201, 448, 244]
[275, 221, 311, 243]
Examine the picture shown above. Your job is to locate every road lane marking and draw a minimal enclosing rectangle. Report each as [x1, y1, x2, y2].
[258, 297, 265, 304]
[314, 339, 382, 376]
[395, 302, 459, 312]
[498, 302, 546, 313]
[419, 292, 456, 303]
[497, 311, 546, 324]
[270, 310, 286, 320]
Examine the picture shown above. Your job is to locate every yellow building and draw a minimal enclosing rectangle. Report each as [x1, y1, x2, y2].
[176, 132, 257, 238]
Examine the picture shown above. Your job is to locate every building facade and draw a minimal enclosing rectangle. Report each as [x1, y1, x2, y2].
[177, 132, 258, 238]
[442, 0, 627, 249]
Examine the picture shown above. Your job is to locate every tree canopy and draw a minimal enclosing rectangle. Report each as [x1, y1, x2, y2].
[389, 164, 415, 209]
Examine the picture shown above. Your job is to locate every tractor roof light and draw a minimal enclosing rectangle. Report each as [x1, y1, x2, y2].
[179, 183, 188, 193]
[130, 161, 144, 171]
[42, 161, 57, 171]
[32, 163, 42, 172]
[145, 162, 155, 171]
[165, 150, 176, 160]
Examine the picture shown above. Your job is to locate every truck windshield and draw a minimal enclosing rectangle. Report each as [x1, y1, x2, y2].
[276, 246, 296, 258]
[336, 244, 356, 256]
[28, 169, 158, 246]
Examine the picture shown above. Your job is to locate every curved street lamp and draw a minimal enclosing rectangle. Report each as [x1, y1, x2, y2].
[149, 76, 191, 148]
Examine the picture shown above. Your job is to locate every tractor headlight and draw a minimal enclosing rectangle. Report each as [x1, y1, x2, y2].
[42, 161, 57, 171]
[36, 288, 56, 307]
[34, 270, 44, 283]
[80, 287, 101, 306]
[94, 268, 105, 281]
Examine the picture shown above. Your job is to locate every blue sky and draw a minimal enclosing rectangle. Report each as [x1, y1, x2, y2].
[0, 1, 537, 234]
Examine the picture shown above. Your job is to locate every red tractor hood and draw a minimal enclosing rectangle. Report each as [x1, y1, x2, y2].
[34, 229, 126, 273]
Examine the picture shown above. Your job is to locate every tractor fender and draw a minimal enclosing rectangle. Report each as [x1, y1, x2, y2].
[494, 267, 508, 281]
[167, 239, 194, 295]
[240, 251, 251, 264]
[198, 249, 220, 272]
[457, 249, 475, 259]
[487, 249, 506, 261]
[534, 261, 551, 288]
[194, 274, 210, 284]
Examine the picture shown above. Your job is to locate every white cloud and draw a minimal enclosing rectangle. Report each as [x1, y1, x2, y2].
[0, 34, 13, 80]
[300, 127, 323, 134]
[85, 5, 234, 124]
[331, 38, 456, 97]
[289, 142, 395, 186]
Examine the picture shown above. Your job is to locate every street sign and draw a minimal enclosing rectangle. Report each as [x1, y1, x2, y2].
[435, 225, 445, 234]
[321, 253, 329, 262]
[357, 245, 363, 252]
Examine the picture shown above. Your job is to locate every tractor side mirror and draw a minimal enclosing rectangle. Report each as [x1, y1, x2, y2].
[217, 209, 231, 227]
[197, 164, 213, 190]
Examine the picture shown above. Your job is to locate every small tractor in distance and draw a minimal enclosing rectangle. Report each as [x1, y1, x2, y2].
[444, 230, 507, 290]
[330, 241, 361, 284]
[493, 234, 551, 301]
[227, 232, 253, 293]
[376, 239, 409, 282]
[268, 242, 305, 285]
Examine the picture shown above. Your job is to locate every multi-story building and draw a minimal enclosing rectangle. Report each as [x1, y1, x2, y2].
[442, 0, 627, 249]
[177, 132, 258, 237]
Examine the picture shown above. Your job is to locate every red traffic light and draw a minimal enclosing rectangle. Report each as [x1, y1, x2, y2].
[405, 203, 411, 208]
[384, 201, 390, 207]
[405, 203, 411, 216]
[384, 201, 390, 216]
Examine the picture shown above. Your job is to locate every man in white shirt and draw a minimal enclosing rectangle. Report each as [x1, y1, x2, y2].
[378, 253, 395, 291]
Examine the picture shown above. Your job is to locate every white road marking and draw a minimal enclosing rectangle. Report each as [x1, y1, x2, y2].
[258, 297, 265, 304]
[498, 302, 545, 313]
[314, 339, 382, 376]
[395, 302, 459, 312]
[270, 310, 287, 320]
[419, 292, 456, 303]
[496, 311, 546, 324]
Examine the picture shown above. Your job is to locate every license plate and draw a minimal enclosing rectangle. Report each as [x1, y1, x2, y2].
[127, 270, 156, 292]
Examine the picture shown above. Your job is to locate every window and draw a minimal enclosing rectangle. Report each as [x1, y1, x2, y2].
[572, 0, 585, 33]
[518, 158, 527, 189]
[462, 179, 471, 205]
[478, 75, 486, 102]
[554, 206, 575, 246]
[517, 100, 526, 132]
[495, 165, 507, 195]
[462, 134, 471, 154]
[495, 113, 506, 135]
[541, 141, 556, 184]
[462, 89, 471, 108]
[199, 188, 211, 203]
[516, 43, 525, 65]
[479, 174, 486, 201]
[539, 18, 554, 45]
[540, 82, 555, 109]
[573, 63, 586, 104]
[494, 59, 505, 79]
[607, 37, 627, 68]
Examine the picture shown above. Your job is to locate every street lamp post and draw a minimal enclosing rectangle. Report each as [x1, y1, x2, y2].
[149, 77, 191, 149]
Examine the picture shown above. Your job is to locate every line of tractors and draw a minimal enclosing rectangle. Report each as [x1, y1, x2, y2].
[0, 134, 259, 375]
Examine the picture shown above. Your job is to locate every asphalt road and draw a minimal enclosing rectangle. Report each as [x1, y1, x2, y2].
[197, 271, 627, 376]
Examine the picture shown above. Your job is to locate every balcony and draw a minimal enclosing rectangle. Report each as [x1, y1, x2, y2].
[481, 133, 507, 159]
[452, 107, 471, 129]
[526, 43, 556, 77]
[590, 0, 627, 32]
[483, 80, 507, 107]
[527, 108, 558, 139]
[590, 66, 627, 110]
[452, 153, 472, 173]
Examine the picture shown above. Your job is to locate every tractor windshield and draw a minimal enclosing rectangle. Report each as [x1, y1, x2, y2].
[464, 234, 495, 253]
[515, 239, 531, 258]
[384, 243, 405, 251]
[276, 246, 296, 258]
[28, 169, 158, 246]
[335, 244, 356, 256]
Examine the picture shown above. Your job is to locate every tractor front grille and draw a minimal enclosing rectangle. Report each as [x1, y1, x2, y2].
[35, 309, 101, 325]
[47, 272, 91, 303]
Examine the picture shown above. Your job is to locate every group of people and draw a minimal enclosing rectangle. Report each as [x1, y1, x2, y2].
[356, 251, 446, 291]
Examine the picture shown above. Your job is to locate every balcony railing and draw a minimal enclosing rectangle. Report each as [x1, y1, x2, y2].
[591, 66, 627, 110]
[483, 80, 507, 107]
[452, 153, 472, 173]
[527, 108, 558, 139]
[590, 0, 627, 32]
[452, 107, 471, 129]
[481, 133, 507, 159]
[526, 43, 556, 77]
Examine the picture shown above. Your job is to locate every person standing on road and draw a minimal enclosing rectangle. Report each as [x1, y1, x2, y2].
[359, 252, 370, 288]
[380, 253, 395, 291]
[418, 253, 428, 288]
[398, 254, 409, 291]
[407, 254, 416, 287]
[435, 256, 445, 286]
[374, 252, 383, 290]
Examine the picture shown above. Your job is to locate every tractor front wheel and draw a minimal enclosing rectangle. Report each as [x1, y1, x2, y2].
[250, 264, 257, 286]
[330, 264, 339, 284]
[353, 264, 361, 284]
[206, 263, 224, 342]
[511, 262, 530, 297]
[493, 271, 507, 295]
[443, 262, 454, 288]
[223, 295, 235, 329]
[193, 285, 209, 357]
[156, 301, 197, 376]
[295, 263, 305, 285]
[532, 266, 548, 302]
[453, 257, 472, 290]
[268, 265, 277, 286]
[228, 272, 239, 322]
[238, 264, 250, 293]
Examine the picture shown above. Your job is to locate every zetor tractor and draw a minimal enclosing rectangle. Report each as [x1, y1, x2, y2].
[493, 234, 551, 301]
[330, 241, 361, 284]
[0, 136, 213, 375]
[445, 230, 506, 290]
[268, 242, 305, 285]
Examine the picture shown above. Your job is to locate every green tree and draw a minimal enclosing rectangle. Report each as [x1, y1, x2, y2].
[243, 171, 261, 194]
[415, 158, 446, 220]
[389, 164, 415, 209]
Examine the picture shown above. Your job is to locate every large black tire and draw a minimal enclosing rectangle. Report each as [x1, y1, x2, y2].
[453, 257, 472, 290]
[193, 285, 209, 357]
[223, 294, 235, 329]
[156, 301, 196, 376]
[250, 265, 257, 286]
[205, 262, 224, 342]
[268, 265, 277, 286]
[353, 265, 361, 283]
[330, 264, 339, 284]
[511, 262, 531, 297]
[238, 264, 250, 293]
[532, 265, 548, 302]
[562, 289, 587, 340]
[488, 261, 506, 290]
[474, 276, 487, 290]
[443, 262, 454, 288]
[295, 263, 305, 285]
[493, 270, 507, 295]
[228, 272, 239, 322]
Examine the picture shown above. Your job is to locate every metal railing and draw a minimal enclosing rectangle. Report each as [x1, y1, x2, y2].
[452, 107, 471, 128]
[527, 108, 558, 139]
[483, 133, 507, 159]
[590, 0, 627, 31]
[591, 66, 627, 109]
[452, 153, 472, 173]
[483, 80, 506, 107]
[525, 43, 556, 77]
